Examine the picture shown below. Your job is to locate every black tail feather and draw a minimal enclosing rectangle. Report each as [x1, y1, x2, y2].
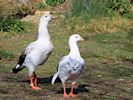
[18, 52, 26, 66]
[12, 51, 26, 73]
[12, 67, 24, 73]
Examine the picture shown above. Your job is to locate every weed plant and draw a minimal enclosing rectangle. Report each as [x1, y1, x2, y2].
[0, 19, 24, 32]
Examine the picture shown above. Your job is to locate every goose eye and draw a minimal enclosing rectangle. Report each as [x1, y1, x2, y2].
[45, 16, 47, 17]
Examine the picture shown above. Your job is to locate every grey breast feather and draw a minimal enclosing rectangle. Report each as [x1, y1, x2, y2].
[58, 57, 84, 75]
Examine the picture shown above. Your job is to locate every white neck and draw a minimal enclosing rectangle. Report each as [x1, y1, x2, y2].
[68, 40, 81, 59]
[37, 21, 50, 40]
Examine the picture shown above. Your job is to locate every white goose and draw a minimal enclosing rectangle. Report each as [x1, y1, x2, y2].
[51, 34, 85, 97]
[12, 11, 53, 90]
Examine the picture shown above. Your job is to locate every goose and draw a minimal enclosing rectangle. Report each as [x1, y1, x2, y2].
[51, 34, 85, 97]
[12, 11, 53, 90]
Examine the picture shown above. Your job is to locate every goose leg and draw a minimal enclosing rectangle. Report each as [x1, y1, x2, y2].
[63, 83, 69, 97]
[29, 72, 41, 90]
[33, 72, 38, 86]
[69, 82, 76, 97]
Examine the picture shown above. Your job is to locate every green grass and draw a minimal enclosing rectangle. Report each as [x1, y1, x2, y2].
[65, 0, 114, 20]
[87, 32, 133, 61]
[0, 49, 14, 60]
[64, 16, 133, 34]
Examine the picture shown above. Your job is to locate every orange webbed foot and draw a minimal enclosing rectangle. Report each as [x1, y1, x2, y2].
[64, 93, 69, 98]
[31, 86, 41, 90]
[69, 92, 76, 97]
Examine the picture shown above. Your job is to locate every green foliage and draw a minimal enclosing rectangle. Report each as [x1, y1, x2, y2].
[0, 49, 14, 60]
[123, 12, 133, 19]
[111, 0, 133, 19]
[0, 19, 24, 32]
[46, 0, 65, 6]
[111, 0, 130, 14]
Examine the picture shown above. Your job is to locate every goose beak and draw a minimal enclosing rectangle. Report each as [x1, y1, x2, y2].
[80, 37, 84, 41]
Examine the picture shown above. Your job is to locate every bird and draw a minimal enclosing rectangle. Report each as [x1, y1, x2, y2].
[51, 34, 85, 97]
[12, 11, 53, 90]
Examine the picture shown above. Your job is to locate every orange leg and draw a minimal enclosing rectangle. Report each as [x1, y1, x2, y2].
[63, 83, 69, 97]
[69, 83, 76, 97]
[29, 72, 41, 90]
[33, 72, 38, 86]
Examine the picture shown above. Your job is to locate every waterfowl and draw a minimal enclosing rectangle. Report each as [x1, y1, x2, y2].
[52, 34, 85, 97]
[12, 11, 53, 90]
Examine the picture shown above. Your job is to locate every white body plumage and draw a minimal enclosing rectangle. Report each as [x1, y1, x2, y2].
[52, 34, 85, 84]
[13, 11, 53, 78]
[58, 55, 85, 83]
[22, 38, 53, 75]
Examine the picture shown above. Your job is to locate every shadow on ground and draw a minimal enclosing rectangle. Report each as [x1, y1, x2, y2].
[21, 75, 89, 95]
[56, 84, 89, 94]
[21, 75, 61, 84]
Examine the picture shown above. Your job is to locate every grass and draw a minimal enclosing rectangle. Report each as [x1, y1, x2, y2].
[64, 16, 133, 34]
[65, 0, 133, 20]
[65, 0, 112, 19]
[0, 49, 14, 60]
[87, 32, 133, 61]
[63, 0, 133, 35]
